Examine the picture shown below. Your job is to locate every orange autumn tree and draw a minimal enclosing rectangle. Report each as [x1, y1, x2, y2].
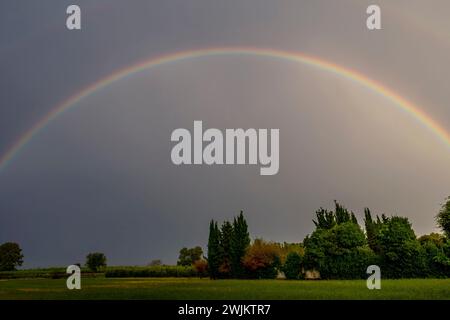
[243, 239, 282, 279]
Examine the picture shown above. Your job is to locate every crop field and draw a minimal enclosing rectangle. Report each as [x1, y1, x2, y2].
[1, 277, 449, 300]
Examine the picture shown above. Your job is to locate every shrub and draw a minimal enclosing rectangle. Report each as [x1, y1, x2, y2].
[243, 239, 281, 279]
[282, 252, 302, 280]
[193, 259, 208, 278]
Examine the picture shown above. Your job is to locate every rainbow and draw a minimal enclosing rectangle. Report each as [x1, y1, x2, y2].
[1, 47, 449, 172]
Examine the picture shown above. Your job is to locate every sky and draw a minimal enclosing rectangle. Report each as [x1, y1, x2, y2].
[1, 0, 450, 267]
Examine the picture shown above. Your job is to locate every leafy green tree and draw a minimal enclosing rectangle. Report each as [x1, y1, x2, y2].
[177, 246, 203, 266]
[0, 242, 24, 271]
[304, 203, 378, 279]
[304, 220, 375, 279]
[437, 196, 450, 238]
[231, 211, 251, 278]
[282, 252, 302, 280]
[85, 252, 107, 272]
[377, 216, 426, 278]
[333, 221, 366, 249]
[418, 233, 445, 246]
[207, 220, 221, 279]
[420, 236, 450, 277]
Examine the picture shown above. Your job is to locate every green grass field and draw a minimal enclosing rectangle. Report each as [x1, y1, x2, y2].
[0, 278, 449, 300]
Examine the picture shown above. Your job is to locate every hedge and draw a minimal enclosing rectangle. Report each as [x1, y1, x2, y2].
[104, 266, 199, 278]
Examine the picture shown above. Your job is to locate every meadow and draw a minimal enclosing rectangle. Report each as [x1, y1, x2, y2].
[1, 277, 449, 300]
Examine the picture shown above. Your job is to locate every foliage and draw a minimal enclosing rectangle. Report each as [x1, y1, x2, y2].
[0, 242, 24, 271]
[418, 233, 445, 246]
[303, 221, 376, 279]
[105, 265, 197, 278]
[276, 242, 304, 264]
[231, 211, 251, 278]
[207, 212, 251, 279]
[419, 233, 450, 277]
[243, 239, 281, 279]
[177, 246, 203, 266]
[85, 252, 107, 272]
[193, 259, 208, 278]
[282, 252, 302, 280]
[219, 221, 233, 277]
[207, 220, 221, 279]
[313, 201, 357, 230]
[437, 196, 450, 238]
[304, 203, 382, 279]
[376, 216, 427, 278]
[0, 267, 93, 279]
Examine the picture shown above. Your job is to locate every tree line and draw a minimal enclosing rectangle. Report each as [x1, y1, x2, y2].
[2, 196, 449, 280]
[198, 198, 450, 279]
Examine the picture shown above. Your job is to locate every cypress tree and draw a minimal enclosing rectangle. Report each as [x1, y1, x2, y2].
[219, 221, 233, 277]
[207, 220, 220, 279]
[231, 211, 250, 278]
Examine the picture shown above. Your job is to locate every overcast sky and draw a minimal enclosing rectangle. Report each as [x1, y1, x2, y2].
[1, 0, 450, 267]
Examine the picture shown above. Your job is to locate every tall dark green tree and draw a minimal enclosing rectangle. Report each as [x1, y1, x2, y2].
[437, 196, 450, 238]
[231, 211, 250, 278]
[207, 220, 221, 279]
[312, 208, 335, 230]
[364, 208, 382, 253]
[335, 201, 352, 224]
[313, 201, 357, 230]
[219, 221, 233, 277]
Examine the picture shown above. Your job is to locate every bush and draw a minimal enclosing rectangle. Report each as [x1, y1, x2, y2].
[86, 252, 107, 272]
[243, 239, 281, 279]
[282, 252, 302, 280]
[193, 259, 208, 278]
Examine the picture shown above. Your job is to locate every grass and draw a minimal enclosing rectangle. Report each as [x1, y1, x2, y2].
[0, 277, 449, 300]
